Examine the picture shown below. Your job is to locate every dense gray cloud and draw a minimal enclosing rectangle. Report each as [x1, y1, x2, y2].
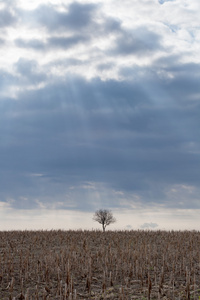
[0, 8, 17, 27]
[47, 35, 89, 49]
[97, 62, 115, 71]
[109, 27, 162, 56]
[14, 9, 121, 53]
[15, 38, 46, 51]
[0, 70, 16, 90]
[0, 38, 5, 45]
[20, 2, 98, 32]
[14, 12, 120, 52]
[14, 58, 47, 84]
[103, 17, 122, 33]
[1, 58, 200, 210]
[15, 35, 90, 51]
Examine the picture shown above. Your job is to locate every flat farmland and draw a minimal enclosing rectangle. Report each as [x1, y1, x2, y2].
[0, 230, 200, 299]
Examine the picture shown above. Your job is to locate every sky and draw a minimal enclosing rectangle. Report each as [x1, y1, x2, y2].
[0, 0, 200, 230]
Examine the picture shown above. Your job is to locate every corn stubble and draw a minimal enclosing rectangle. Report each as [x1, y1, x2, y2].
[0, 230, 200, 299]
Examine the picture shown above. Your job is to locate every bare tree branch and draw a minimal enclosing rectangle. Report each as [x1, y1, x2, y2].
[93, 209, 116, 232]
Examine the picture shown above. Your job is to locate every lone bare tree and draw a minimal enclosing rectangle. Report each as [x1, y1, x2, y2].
[93, 209, 116, 232]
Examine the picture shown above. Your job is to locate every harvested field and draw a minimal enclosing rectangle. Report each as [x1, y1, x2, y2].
[0, 230, 200, 299]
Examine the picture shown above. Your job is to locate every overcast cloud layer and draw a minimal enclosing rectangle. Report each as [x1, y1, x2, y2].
[0, 0, 200, 230]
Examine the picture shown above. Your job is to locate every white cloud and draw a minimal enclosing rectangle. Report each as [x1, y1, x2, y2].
[0, 201, 11, 209]
[1, 0, 199, 84]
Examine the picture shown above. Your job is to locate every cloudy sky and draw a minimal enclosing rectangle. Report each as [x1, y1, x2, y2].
[0, 0, 200, 230]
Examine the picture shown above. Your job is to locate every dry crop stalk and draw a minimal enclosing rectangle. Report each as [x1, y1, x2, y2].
[193, 273, 196, 300]
[109, 271, 113, 287]
[102, 271, 106, 293]
[35, 284, 39, 300]
[119, 286, 125, 300]
[64, 282, 67, 299]
[186, 268, 191, 300]
[25, 288, 29, 300]
[69, 292, 72, 300]
[148, 271, 152, 300]
[74, 289, 77, 300]
[59, 279, 63, 298]
[10, 277, 14, 293]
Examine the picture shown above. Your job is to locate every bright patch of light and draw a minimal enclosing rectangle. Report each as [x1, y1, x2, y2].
[1, 207, 200, 231]
[17, 0, 63, 10]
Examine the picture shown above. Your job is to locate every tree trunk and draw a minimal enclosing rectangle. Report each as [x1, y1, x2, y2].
[102, 224, 105, 232]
